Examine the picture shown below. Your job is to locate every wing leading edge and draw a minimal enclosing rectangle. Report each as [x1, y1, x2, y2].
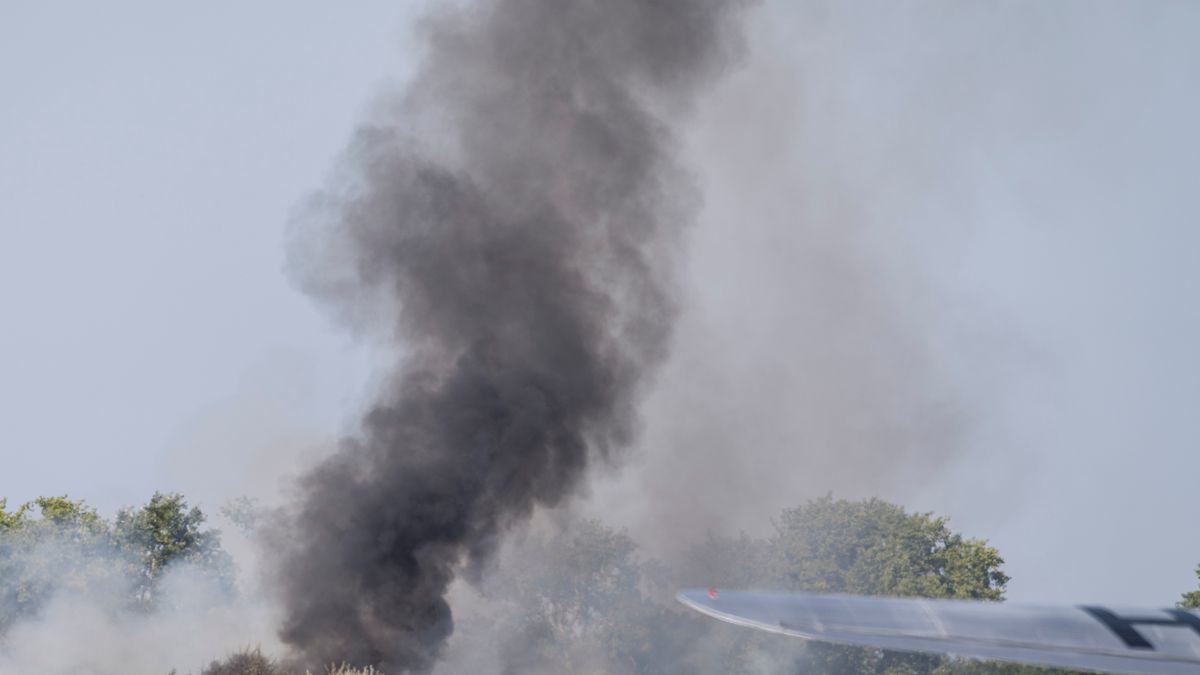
[677, 589, 1200, 675]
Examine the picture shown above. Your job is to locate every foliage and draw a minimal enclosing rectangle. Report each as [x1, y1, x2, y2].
[200, 648, 282, 675]
[0, 492, 232, 633]
[1179, 565, 1200, 610]
[220, 496, 263, 533]
[674, 531, 804, 674]
[770, 497, 1013, 674]
[0, 495, 121, 634]
[681, 496, 1036, 675]
[933, 662, 1079, 674]
[115, 492, 234, 608]
[676, 530, 770, 590]
[486, 518, 700, 675]
[197, 648, 385, 675]
[0, 499, 25, 530]
[14, 491, 1167, 674]
[508, 518, 640, 633]
[485, 498, 1021, 675]
[765, 496, 1008, 600]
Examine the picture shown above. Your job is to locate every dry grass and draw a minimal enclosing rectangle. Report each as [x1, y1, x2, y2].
[198, 649, 279, 675]
[194, 649, 383, 675]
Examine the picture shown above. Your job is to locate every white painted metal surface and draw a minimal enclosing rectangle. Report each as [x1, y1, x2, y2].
[678, 589, 1200, 674]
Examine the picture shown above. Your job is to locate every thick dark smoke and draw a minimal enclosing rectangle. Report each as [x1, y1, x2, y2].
[274, 0, 752, 671]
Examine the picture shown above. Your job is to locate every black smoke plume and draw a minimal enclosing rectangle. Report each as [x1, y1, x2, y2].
[275, 0, 751, 670]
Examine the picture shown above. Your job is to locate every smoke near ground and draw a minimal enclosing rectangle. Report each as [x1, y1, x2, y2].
[0, 497, 279, 675]
[426, 514, 806, 675]
[274, 0, 754, 671]
[0, 563, 279, 675]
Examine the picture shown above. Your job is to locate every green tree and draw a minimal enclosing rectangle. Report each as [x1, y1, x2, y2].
[1180, 565, 1200, 610]
[675, 530, 804, 674]
[482, 500, 1075, 675]
[756, 496, 1011, 674]
[0, 492, 234, 634]
[0, 496, 121, 633]
[679, 496, 1072, 674]
[765, 496, 1008, 600]
[484, 519, 692, 675]
[114, 492, 234, 608]
[220, 496, 262, 533]
[0, 499, 30, 530]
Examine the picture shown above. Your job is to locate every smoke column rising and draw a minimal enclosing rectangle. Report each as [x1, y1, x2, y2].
[274, 0, 752, 670]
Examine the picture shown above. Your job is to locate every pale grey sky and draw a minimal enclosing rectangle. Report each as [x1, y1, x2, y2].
[3, 0, 1198, 608]
[0, 1, 426, 510]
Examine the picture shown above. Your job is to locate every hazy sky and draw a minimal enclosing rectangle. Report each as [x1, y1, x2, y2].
[3, 0, 1198, 608]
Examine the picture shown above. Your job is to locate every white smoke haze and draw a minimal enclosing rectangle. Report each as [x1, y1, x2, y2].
[156, 348, 374, 516]
[572, 1, 1200, 609]
[576, 1, 994, 556]
[0, 547, 280, 675]
[425, 512, 806, 675]
[569, 0, 1200, 609]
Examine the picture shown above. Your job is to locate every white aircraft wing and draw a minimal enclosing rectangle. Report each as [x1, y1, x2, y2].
[677, 589, 1200, 674]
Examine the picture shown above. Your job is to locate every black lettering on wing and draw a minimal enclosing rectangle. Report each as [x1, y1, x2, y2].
[1081, 606, 1200, 650]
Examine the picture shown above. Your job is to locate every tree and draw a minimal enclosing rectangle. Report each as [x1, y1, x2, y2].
[0, 492, 234, 634]
[675, 530, 804, 675]
[0, 496, 121, 633]
[756, 496, 1012, 674]
[220, 496, 262, 533]
[1180, 565, 1200, 610]
[765, 496, 1008, 600]
[483, 518, 697, 675]
[511, 498, 1029, 675]
[0, 499, 30, 530]
[673, 496, 1076, 674]
[114, 492, 235, 608]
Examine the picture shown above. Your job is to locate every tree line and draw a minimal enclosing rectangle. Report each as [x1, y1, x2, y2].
[1, 493, 1197, 674]
[0, 493, 232, 635]
[435, 496, 1200, 674]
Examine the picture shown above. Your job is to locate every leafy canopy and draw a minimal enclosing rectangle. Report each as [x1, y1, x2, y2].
[115, 492, 233, 606]
[0, 492, 232, 633]
[758, 496, 1017, 674]
[766, 496, 1009, 601]
[1181, 565, 1200, 610]
[479, 497, 1022, 675]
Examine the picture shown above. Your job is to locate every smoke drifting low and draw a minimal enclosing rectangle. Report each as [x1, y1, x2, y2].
[275, 0, 752, 671]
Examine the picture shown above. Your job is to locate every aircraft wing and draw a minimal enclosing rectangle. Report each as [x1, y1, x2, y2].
[677, 589, 1200, 674]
